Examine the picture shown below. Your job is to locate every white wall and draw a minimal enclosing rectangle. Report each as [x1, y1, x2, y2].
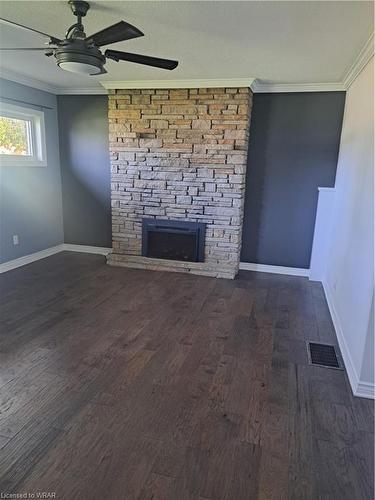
[309, 187, 335, 281]
[323, 57, 374, 397]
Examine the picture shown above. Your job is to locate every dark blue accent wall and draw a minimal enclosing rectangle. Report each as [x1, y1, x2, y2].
[57, 95, 111, 248]
[241, 92, 345, 269]
[57, 92, 345, 264]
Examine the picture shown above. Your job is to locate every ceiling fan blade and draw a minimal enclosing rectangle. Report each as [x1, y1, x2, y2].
[0, 18, 61, 44]
[105, 50, 178, 70]
[86, 21, 143, 47]
[0, 47, 56, 50]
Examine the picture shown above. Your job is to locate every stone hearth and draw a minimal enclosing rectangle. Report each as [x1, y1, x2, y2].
[107, 87, 252, 279]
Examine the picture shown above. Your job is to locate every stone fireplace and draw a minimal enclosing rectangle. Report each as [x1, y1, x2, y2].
[107, 86, 252, 279]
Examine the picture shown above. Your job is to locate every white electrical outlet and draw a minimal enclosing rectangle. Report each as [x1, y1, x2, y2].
[13, 234, 19, 246]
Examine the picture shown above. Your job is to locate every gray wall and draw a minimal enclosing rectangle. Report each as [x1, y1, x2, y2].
[0, 78, 64, 263]
[1, 87, 346, 265]
[241, 92, 345, 269]
[57, 95, 111, 248]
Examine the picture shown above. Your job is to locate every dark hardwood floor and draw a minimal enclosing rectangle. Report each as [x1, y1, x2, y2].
[0, 252, 373, 500]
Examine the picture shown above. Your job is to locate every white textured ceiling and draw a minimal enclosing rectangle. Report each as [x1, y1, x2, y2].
[0, 0, 373, 91]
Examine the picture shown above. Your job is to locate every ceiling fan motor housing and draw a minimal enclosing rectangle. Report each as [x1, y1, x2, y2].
[55, 39, 105, 74]
[69, 0, 90, 18]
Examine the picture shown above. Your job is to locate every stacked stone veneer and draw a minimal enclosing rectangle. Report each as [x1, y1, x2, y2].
[107, 87, 252, 279]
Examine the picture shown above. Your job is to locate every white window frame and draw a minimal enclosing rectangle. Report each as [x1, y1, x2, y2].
[0, 101, 47, 167]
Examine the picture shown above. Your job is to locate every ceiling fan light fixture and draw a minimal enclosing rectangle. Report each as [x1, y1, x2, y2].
[58, 60, 102, 74]
[54, 42, 105, 75]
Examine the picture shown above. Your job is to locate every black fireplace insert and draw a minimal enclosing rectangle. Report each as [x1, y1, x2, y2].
[142, 218, 206, 262]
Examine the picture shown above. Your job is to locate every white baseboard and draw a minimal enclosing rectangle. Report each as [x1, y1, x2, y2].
[356, 381, 375, 399]
[0, 244, 64, 273]
[239, 262, 310, 277]
[0, 244, 112, 274]
[322, 279, 374, 400]
[62, 244, 112, 256]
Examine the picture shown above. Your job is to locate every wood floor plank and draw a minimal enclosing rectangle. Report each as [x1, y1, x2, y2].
[287, 364, 313, 500]
[0, 253, 373, 500]
[258, 450, 289, 500]
[137, 472, 175, 500]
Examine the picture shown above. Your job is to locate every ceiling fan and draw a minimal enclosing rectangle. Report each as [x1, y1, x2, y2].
[0, 0, 178, 75]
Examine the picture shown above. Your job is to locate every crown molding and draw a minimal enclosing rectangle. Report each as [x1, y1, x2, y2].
[2, 69, 344, 94]
[0, 68, 107, 95]
[100, 78, 256, 90]
[102, 78, 345, 94]
[0, 68, 58, 94]
[55, 87, 107, 95]
[250, 34, 374, 93]
[342, 32, 374, 89]
[250, 80, 346, 93]
[2, 32, 373, 95]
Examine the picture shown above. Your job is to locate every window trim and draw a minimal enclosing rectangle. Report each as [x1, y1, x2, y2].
[0, 101, 47, 167]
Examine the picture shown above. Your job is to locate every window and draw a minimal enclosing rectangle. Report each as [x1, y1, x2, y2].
[0, 102, 47, 167]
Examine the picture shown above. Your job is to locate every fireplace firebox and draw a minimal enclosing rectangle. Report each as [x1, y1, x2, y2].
[142, 219, 206, 262]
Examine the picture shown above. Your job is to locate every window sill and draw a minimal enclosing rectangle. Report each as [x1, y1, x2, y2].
[0, 158, 47, 167]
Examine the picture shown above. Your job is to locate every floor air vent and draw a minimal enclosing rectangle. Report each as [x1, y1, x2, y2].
[307, 342, 343, 369]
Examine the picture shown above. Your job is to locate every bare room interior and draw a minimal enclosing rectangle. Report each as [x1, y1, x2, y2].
[0, 1, 374, 499]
